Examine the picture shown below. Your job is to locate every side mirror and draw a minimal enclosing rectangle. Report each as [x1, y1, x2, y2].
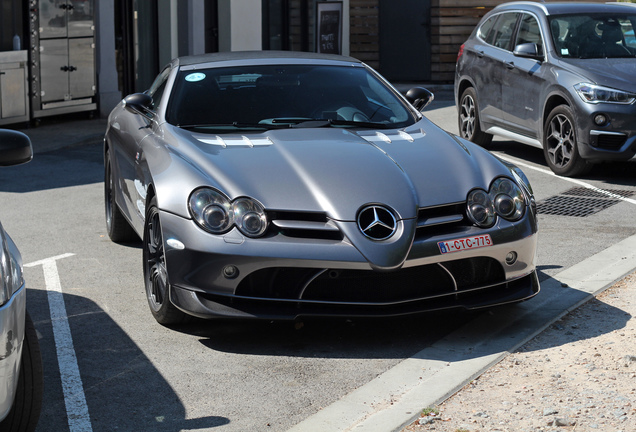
[123, 93, 154, 118]
[0, 129, 33, 167]
[513, 43, 542, 60]
[405, 87, 434, 111]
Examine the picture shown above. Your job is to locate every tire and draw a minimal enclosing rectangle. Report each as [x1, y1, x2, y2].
[0, 312, 43, 432]
[143, 196, 189, 325]
[543, 105, 592, 177]
[458, 87, 493, 147]
[104, 150, 138, 242]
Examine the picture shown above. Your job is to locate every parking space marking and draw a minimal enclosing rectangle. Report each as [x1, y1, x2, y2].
[496, 154, 636, 205]
[25, 253, 93, 432]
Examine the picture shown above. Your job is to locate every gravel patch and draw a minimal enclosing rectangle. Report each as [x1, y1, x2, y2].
[403, 272, 636, 432]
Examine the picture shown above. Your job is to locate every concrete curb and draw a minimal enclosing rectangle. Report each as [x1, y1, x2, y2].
[286, 234, 636, 432]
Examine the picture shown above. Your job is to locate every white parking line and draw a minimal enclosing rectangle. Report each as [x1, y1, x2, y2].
[496, 154, 636, 205]
[25, 253, 93, 432]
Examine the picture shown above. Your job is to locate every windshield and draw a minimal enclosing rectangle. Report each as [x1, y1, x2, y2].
[166, 64, 415, 131]
[550, 13, 636, 59]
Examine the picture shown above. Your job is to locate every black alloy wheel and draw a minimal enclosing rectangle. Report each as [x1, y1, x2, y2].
[458, 87, 493, 147]
[143, 196, 188, 325]
[543, 105, 591, 177]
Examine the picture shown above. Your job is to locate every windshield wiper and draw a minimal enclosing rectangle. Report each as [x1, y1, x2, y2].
[270, 118, 391, 129]
[178, 122, 291, 130]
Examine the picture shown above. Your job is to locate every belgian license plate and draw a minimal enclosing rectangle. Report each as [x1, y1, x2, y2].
[438, 234, 492, 254]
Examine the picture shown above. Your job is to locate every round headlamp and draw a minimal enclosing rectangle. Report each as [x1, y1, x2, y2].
[189, 188, 232, 233]
[490, 178, 525, 221]
[189, 188, 269, 237]
[232, 197, 268, 237]
[467, 189, 495, 227]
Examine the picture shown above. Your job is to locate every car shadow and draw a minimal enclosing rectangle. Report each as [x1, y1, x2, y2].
[187, 310, 478, 358]
[183, 266, 629, 366]
[511, 295, 632, 355]
[28, 288, 229, 432]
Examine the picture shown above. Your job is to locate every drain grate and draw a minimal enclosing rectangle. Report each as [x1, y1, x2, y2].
[560, 187, 635, 199]
[536, 187, 634, 217]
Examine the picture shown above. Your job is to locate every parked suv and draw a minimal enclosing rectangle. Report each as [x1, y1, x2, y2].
[455, 2, 636, 176]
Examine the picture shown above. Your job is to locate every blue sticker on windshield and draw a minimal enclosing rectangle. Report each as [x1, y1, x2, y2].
[185, 73, 206, 82]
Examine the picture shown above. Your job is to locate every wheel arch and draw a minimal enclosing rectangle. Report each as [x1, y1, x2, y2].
[455, 78, 477, 110]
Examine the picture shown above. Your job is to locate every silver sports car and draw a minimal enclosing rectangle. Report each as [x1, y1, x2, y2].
[104, 51, 539, 325]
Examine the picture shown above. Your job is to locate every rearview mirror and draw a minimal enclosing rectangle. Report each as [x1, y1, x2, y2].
[513, 43, 543, 60]
[0, 129, 33, 166]
[405, 87, 434, 111]
[123, 93, 155, 118]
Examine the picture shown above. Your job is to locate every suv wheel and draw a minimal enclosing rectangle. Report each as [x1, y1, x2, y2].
[543, 105, 591, 177]
[458, 87, 493, 147]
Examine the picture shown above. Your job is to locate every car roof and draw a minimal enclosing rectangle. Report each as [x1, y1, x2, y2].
[494, 1, 636, 16]
[175, 50, 362, 68]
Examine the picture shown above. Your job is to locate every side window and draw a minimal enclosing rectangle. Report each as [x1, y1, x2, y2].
[516, 14, 544, 56]
[623, 19, 636, 49]
[147, 68, 171, 110]
[491, 13, 520, 51]
[477, 16, 497, 42]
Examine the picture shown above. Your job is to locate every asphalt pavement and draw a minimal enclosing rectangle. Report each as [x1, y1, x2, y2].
[11, 112, 107, 154]
[4, 95, 636, 432]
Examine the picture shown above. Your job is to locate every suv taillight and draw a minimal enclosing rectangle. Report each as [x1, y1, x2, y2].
[457, 44, 465, 63]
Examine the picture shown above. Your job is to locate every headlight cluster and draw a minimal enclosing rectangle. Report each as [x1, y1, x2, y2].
[467, 178, 526, 228]
[574, 83, 636, 105]
[0, 238, 23, 307]
[189, 188, 268, 237]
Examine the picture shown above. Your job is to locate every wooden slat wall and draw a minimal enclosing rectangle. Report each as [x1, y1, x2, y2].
[431, 0, 495, 82]
[348, 0, 604, 83]
[350, 0, 380, 69]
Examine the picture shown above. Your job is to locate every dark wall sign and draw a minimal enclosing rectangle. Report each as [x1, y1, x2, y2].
[316, 2, 342, 54]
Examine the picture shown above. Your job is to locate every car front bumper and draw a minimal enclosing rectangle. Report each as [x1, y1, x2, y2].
[160, 210, 539, 320]
[0, 284, 25, 421]
[575, 99, 636, 162]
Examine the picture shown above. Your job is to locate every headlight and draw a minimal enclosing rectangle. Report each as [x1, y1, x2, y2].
[188, 188, 268, 237]
[574, 83, 636, 104]
[232, 198, 268, 237]
[189, 188, 232, 233]
[466, 177, 526, 227]
[490, 178, 525, 221]
[0, 232, 24, 307]
[467, 189, 496, 227]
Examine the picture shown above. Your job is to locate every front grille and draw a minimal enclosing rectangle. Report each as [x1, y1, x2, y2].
[234, 257, 505, 305]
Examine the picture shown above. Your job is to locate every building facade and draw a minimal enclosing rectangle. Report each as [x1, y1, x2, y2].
[0, 0, 602, 121]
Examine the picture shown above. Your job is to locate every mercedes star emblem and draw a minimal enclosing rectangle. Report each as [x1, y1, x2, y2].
[357, 205, 397, 240]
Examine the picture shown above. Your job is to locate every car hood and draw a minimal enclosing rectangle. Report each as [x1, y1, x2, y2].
[557, 58, 636, 93]
[165, 119, 509, 222]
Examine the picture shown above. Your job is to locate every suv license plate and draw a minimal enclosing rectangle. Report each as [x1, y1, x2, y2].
[438, 234, 492, 254]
